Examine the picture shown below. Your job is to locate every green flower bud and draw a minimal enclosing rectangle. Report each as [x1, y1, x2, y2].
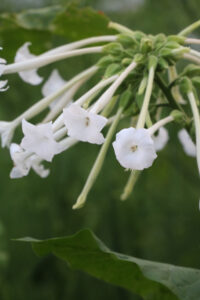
[158, 57, 169, 69]
[103, 43, 124, 55]
[97, 55, 115, 68]
[154, 33, 166, 44]
[167, 35, 185, 44]
[182, 64, 200, 77]
[122, 58, 133, 66]
[104, 63, 122, 78]
[170, 110, 187, 125]
[134, 53, 144, 63]
[117, 34, 137, 47]
[179, 77, 193, 95]
[140, 37, 153, 53]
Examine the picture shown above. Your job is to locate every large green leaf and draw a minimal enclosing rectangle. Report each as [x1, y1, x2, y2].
[18, 229, 200, 300]
[0, 3, 112, 60]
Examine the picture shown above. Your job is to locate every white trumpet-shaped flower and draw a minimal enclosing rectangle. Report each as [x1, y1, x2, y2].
[113, 127, 157, 170]
[178, 129, 196, 157]
[21, 119, 60, 161]
[42, 69, 67, 109]
[15, 42, 43, 85]
[10, 143, 49, 178]
[152, 127, 169, 151]
[63, 104, 108, 144]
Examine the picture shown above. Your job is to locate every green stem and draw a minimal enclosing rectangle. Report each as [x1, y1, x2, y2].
[178, 20, 200, 36]
[73, 107, 123, 209]
[155, 74, 182, 110]
[136, 66, 155, 129]
[121, 170, 140, 201]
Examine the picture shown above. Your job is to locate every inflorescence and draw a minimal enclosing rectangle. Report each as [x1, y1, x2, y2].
[0, 21, 200, 209]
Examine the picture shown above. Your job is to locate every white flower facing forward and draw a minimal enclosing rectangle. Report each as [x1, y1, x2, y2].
[113, 127, 157, 170]
[21, 119, 60, 161]
[15, 42, 43, 85]
[42, 69, 67, 110]
[152, 127, 169, 152]
[10, 143, 49, 178]
[178, 129, 196, 157]
[63, 104, 108, 144]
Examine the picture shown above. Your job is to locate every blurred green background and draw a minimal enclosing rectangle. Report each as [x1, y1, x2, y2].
[0, 0, 199, 299]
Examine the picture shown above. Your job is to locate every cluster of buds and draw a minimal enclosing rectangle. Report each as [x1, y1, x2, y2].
[0, 20, 200, 209]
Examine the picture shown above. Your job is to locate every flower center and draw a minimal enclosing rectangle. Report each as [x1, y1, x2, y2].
[130, 145, 138, 152]
[85, 117, 90, 127]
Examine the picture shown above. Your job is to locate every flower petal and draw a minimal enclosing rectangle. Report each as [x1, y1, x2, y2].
[178, 129, 196, 157]
[15, 42, 43, 85]
[63, 104, 107, 144]
[113, 127, 157, 170]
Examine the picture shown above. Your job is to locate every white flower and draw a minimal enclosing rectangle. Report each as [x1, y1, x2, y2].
[178, 129, 196, 157]
[112, 127, 157, 170]
[21, 119, 60, 161]
[63, 104, 107, 144]
[152, 127, 169, 151]
[0, 49, 9, 91]
[10, 143, 31, 178]
[42, 69, 67, 109]
[15, 42, 43, 85]
[10, 143, 49, 178]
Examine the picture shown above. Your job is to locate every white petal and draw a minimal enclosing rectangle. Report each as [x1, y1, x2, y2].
[21, 119, 60, 161]
[42, 69, 66, 97]
[152, 127, 169, 151]
[15, 42, 43, 85]
[42, 69, 67, 110]
[0, 80, 9, 91]
[29, 156, 50, 178]
[178, 129, 196, 157]
[63, 104, 107, 144]
[9, 143, 31, 178]
[113, 127, 157, 170]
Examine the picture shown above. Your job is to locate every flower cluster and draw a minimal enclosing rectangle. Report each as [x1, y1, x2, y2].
[0, 21, 200, 208]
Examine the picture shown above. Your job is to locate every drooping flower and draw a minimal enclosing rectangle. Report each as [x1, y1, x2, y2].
[10, 143, 49, 178]
[112, 127, 157, 170]
[63, 104, 108, 144]
[178, 129, 196, 157]
[15, 42, 43, 85]
[152, 127, 169, 151]
[42, 69, 67, 109]
[21, 119, 60, 161]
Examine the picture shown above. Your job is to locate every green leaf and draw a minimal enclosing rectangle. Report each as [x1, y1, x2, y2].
[0, 3, 113, 59]
[17, 229, 200, 300]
